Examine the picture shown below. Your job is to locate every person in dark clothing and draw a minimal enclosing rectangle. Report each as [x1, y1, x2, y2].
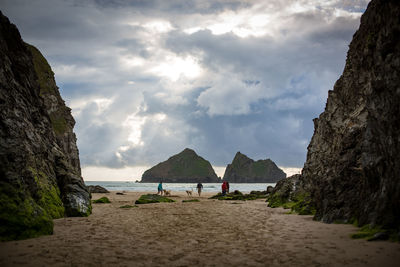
[196, 182, 203, 197]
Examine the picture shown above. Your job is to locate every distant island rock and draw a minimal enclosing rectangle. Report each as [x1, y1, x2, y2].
[141, 148, 220, 183]
[223, 152, 286, 183]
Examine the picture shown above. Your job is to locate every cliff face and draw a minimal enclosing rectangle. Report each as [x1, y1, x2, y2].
[301, 0, 400, 228]
[141, 148, 220, 183]
[223, 152, 286, 183]
[0, 12, 91, 241]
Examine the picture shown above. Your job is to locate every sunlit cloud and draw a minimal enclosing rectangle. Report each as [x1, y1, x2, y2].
[1, 0, 370, 180]
[143, 20, 174, 33]
[149, 55, 202, 81]
[123, 113, 146, 147]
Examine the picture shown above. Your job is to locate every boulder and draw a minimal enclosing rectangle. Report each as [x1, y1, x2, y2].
[87, 185, 110, 194]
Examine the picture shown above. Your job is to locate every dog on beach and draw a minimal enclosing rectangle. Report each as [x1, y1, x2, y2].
[185, 189, 193, 197]
[163, 189, 171, 196]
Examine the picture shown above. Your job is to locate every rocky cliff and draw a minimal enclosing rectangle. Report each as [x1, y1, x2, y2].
[300, 0, 400, 229]
[141, 148, 220, 183]
[223, 152, 286, 183]
[0, 12, 91, 241]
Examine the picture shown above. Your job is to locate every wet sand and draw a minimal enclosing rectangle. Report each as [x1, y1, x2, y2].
[0, 191, 399, 266]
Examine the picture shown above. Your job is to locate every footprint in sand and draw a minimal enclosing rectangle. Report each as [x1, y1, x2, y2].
[169, 253, 185, 261]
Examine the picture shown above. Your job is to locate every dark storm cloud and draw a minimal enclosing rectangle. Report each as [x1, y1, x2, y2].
[90, 0, 248, 14]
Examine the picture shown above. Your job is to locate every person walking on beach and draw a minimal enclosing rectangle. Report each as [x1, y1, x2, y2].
[226, 182, 230, 194]
[196, 182, 203, 197]
[222, 181, 227, 196]
[158, 181, 163, 195]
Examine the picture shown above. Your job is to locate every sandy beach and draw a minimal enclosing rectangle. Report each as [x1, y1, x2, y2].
[0, 191, 399, 267]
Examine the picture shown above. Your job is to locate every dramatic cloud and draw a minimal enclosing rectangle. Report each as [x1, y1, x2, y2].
[1, 0, 370, 180]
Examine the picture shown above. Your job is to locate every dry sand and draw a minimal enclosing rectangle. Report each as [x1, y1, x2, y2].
[0, 191, 399, 267]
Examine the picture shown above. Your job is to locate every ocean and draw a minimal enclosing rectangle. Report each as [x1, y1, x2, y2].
[85, 181, 276, 193]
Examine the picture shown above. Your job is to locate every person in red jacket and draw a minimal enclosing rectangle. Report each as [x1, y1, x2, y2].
[222, 181, 227, 196]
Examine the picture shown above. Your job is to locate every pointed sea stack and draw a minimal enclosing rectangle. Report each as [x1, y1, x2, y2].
[0, 12, 91, 241]
[223, 152, 286, 183]
[141, 148, 220, 183]
[299, 0, 400, 228]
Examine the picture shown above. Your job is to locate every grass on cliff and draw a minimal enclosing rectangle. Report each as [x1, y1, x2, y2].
[135, 194, 175, 204]
[170, 157, 213, 178]
[49, 113, 68, 135]
[26, 43, 56, 96]
[26, 44, 69, 136]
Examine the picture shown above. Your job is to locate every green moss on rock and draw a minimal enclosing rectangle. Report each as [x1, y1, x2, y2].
[350, 224, 399, 242]
[351, 224, 383, 239]
[135, 194, 175, 204]
[266, 193, 287, 208]
[93, 197, 111, 203]
[0, 182, 53, 241]
[267, 192, 316, 215]
[29, 167, 65, 219]
[209, 190, 262, 201]
[49, 113, 68, 136]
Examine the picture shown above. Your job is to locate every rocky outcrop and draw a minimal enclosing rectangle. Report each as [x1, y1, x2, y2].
[141, 148, 220, 183]
[87, 185, 109, 194]
[0, 12, 91, 240]
[222, 152, 286, 183]
[300, 0, 400, 229]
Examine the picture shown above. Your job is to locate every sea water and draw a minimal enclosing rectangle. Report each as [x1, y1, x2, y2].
[85, 181, 276, 193]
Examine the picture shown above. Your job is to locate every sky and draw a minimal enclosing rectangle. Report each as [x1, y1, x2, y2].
[1, 0, 369, 181]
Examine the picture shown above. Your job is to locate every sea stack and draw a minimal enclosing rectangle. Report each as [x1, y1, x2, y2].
[287, 0, 400, 229]
[0, 12, 91, 240]
[141, 148, 220, 183]
[223, 152, 286, 183]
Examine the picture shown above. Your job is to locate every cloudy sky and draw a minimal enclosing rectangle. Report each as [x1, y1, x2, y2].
[1, 0, 369, 180]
